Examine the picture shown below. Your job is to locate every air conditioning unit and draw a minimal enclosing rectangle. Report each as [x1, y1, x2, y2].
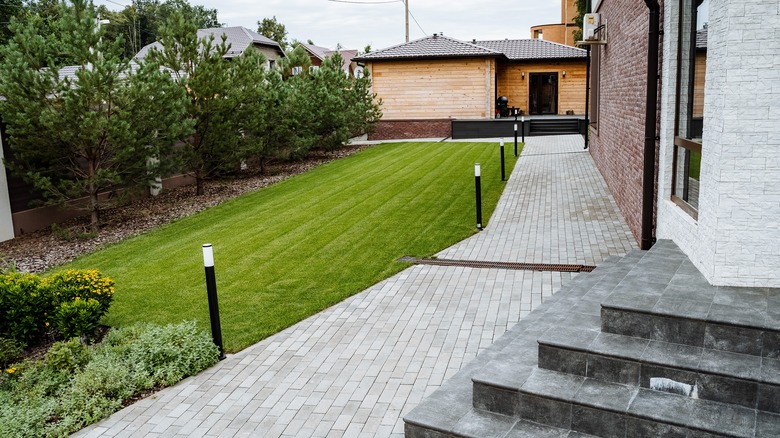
[583, 13, 601, 41]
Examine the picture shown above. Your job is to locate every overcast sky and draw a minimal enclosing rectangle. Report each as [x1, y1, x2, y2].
[94, 0, 563, 51]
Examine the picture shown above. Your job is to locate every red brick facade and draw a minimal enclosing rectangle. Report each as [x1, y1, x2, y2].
[588, 0, 663, 245]
[368, 119, 452, 141]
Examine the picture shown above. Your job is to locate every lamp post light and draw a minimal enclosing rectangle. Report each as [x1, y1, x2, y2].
[499, 139, 506, 181]
[202, 244, 226, 360]
[475, 163, 483, 230]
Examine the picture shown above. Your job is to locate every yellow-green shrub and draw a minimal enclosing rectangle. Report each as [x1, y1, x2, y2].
[0, 270, 115, 345]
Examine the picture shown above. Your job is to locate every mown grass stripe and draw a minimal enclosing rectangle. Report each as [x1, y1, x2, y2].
[62, 141, 521, 351]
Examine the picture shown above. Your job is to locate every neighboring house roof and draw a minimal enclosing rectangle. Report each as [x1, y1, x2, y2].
[475, 39, 587, 60]
[56, 62, 144, 82]
[300, 43, 359, 73]
[696, 27, 707, 50]
[354, 34, 586, 62]
[300, 43, 331, 61]
[134, 26, 284, 60]
[353, 34, 502, 61]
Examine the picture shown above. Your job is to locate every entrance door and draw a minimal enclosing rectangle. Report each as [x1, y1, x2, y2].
[529, 73, 558, 115]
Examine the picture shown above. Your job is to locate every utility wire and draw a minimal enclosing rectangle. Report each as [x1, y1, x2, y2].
[327, 0, 427, 37]
[407, 6, 426, 36]
[327, 0, 401, 4]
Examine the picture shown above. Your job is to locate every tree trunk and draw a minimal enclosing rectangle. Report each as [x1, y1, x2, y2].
[88, 161, 99, 233]
[196, 173, 205, 196]
[90, 197, 99, 234]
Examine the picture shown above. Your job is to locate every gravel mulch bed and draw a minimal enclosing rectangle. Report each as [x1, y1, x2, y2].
[0, 144, 373, 274]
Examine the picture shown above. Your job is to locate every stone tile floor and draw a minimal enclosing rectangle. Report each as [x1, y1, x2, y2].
[74, 135, 636, 437]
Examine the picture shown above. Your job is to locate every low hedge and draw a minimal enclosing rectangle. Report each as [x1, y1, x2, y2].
[0, 321, 219, 437]
[0, 269, 115, 346]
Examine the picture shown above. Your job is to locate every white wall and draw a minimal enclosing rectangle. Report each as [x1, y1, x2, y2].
[0, 133, 15, 242]
[657, 0, 780, 287]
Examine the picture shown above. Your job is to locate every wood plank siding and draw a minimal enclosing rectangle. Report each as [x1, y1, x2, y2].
[367, 58, 496, 120]
[496, 60, 587, 115]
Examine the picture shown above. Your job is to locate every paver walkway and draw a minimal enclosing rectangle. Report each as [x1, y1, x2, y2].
[75, 135, 636, 438]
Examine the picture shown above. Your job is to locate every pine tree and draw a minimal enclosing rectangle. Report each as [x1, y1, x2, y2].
[146, 12, 247, 195]
[0, 0, 191, 232]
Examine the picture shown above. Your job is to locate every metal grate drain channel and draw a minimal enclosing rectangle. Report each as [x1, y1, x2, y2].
[399, 257, 596, 273]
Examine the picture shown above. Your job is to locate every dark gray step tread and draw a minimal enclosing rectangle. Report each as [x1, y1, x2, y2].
[471, 253, 645, 393]
[405, 409, 599, 438]
[601, 242, 780, 335]
[404, 255, 635, 435]
[520, 368, 759, 438]
[538, 329, 780, 387]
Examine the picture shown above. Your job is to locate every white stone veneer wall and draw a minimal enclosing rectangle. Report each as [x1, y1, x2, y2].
[0, 135, 15, 243]
[657, 0, 780, 287]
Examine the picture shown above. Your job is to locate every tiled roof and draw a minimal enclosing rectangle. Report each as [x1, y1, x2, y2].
[475, 39, 587, 60]
[300, 44, 359, 73]
[202, 27, 283, 57]
[353, 34, 501, 61]
[300, 43, 331, 61]
[696, 27, 707, 50]
[354, 34, 586, 62]
[135, 26, 283, 60]
[327, 49, 358, 73]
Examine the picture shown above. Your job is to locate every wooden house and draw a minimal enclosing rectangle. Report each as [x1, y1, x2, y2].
[353, 34, 587, 139]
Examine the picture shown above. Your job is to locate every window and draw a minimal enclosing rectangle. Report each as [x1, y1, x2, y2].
[269, 59, 275, 69]
[672, 0, 708, 218]
[291, 66, 303, 75]
[535, 30, 544, 40]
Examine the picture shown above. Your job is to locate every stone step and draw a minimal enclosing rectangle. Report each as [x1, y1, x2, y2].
[404, 254, 637, 437]
[517, 367, 780, 438]
[470, 252, 645, 417]
[537, 328, 780, 413]
[599, 243, 780, 358]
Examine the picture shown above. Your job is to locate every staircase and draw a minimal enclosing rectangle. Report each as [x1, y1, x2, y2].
[404, 240, 780, 437]
[529, 118, 581, 136]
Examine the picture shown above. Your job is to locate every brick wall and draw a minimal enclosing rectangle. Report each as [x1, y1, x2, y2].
[368, 119, 452, 140]
[589, 0, 661, 245]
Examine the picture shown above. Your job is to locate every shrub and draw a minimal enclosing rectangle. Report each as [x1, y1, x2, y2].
[0, 269, 115, 345]
[124, 321, 219, 388]
[0, 391, 60, 438]
[0, 338, 24, 368]
[41, 270, 115, 314]
[46, 339, 91, 373]
[0, 272, 50, 344]
[54, 299, 103, 341]
[58, 355, 135, 427]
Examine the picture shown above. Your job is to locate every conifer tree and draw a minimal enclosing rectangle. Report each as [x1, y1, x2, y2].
[146, 12, 253, 195]
[0, 0, 191, 232]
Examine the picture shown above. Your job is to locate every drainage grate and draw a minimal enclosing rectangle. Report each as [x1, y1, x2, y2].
[399, 257, 596, 273]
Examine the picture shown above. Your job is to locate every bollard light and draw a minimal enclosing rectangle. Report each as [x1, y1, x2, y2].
[521, 116, 526, 143]
[475, 164, 483, 230]
[202, 244, 226, 360]
[499, 139, 506, 181]
[513, 123, 518, 157]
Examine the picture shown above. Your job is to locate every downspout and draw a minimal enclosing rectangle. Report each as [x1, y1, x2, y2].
[641, 0, 660, 250]
[583, 0, 592, 150]
[584, 45, 590, 149]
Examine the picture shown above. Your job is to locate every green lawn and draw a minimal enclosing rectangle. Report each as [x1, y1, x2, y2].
[63, 141, 520, 352]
